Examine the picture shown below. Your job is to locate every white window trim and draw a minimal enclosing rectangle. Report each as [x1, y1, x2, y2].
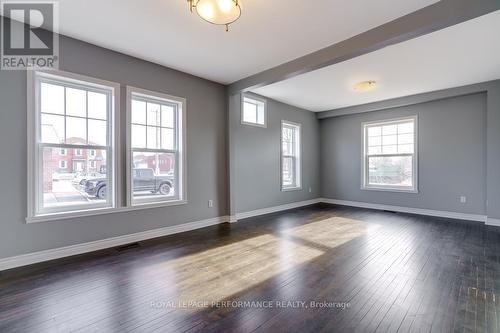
[126, 86, 187, 208]
[59, 148, 67, 156]
[280, 120, 302, 191]
[59, 160, 67, 169]
[26, 69, 121, 223]
[361, 115, 418, 193]
[241, 93, 267, 128]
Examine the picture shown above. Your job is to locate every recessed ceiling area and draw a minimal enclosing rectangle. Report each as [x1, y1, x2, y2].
[55, 0, 438, 84]
[252, 10, 500, 112]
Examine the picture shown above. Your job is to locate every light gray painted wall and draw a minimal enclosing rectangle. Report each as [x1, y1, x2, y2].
[0, 35, 227, 259]
[230, 93, 320, 214]
[320, 93, 487, 215]
[485, 81, 500, 220]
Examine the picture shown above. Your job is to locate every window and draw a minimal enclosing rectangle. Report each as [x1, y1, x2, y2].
[89, 149, 96, 157]
[281, 121, 301, 191]
[242, 94, 266, 127]
[362, 116, 418, 192]
[127, 86, 186, 206]
[89, 160, 97, 169]
[28, 70, 118, 219]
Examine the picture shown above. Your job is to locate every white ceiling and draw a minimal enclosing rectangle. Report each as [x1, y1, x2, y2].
[54, 0, 438, 84]
[252, 10, 500, 112]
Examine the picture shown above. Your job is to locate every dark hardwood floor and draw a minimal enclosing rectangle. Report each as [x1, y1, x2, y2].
[1, 204, 499, 332]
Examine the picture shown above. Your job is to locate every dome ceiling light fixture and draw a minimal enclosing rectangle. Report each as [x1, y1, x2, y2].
[188, 0, 241, 32]
[354, 80, 377, 92]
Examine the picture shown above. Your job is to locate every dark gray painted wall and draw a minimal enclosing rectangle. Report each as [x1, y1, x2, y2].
[0, 35, 227, 259]
[320, 93, 487, 215]
[230, 93, 320, 214]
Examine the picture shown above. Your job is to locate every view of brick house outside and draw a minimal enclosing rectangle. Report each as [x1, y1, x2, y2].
[133, 153, 175, 174]
[43, 138, 105, 192]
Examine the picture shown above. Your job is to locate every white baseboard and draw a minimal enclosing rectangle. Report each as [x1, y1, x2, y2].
[0, 216, 229, 271]
[486, 217, 500, 226]
[320, 198, 487, 222]
[234, 198, 322, 221]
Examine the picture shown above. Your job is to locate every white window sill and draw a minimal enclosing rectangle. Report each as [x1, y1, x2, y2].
[361, 186, 418, 194]
[281, 187, 302, 192]
[26, 200, 188, 224]
[241, 121, 267, 128]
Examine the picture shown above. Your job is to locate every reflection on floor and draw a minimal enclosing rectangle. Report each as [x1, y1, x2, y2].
[0, 204, 499, 332]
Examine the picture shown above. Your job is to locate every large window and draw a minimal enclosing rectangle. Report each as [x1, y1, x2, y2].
[362, 116, 418, 192]
[28, 71, 118, 219]
[281, 121, 301, 191]
[127, 87, 186, 206]
[241, 94, 266, 127]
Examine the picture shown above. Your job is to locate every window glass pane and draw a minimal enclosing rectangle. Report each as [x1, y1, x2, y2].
[161, 128, 174, 150]
[243, 102, 257, 123]
[41, 114, 65, 143]
[88, 119, 107, 146]
[282, 141, 293, 156]
[367, 126, 381, 137]
[132, 125, 146, 149]
[66, 116, 87, 143]
[282, 126, 293, 143]
[41, 82, 64, 115]
[368, 146, 382, 155]
[368, 156, 413, 187]
[382, 135, 397, 146]
[368, 136, 381, 146]
[161, 105, 175, 128]
[282, 156, 294, 187]
[382, 124, 397, 135]
[65, 87, 86, 117]
[398, 144, 414, 154]
[257, 105, 265, 125]
[147, 103, 161, 126]
[398, 133, 413, 145]
[88, 91, 107, 120]
[398, 122, 413, 134]
[132, 152, 176, 201]
[147, 127, 159, 149]
[42, 147, 108, 209]
[382, 145, 397, 154]
[131, 100, 146, 124]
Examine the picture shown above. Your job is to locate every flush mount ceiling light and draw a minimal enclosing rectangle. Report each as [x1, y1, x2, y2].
[354, 80, 377, 92]
[188, 0, 241, 31]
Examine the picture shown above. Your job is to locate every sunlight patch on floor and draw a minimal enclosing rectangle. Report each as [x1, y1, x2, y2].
[146, 234, 323, 305]
[284, 216, 370, 249]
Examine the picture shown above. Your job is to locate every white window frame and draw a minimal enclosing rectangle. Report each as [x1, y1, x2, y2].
[281, 120, 302, 191]
[27, 70, 121, 222]
[126, 86, 187, 208]
[75, 148, 82, 156]
[241, 94, 267, 128]
[361, 116, 418, 193]
[59, 160, 67, 169]
[59, 148, 67, 156]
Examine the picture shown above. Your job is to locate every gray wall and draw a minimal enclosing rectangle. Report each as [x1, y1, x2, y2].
[229, 93, 320, 214]
[320, 93, 487, 215]
[0, 35, 227, 259]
